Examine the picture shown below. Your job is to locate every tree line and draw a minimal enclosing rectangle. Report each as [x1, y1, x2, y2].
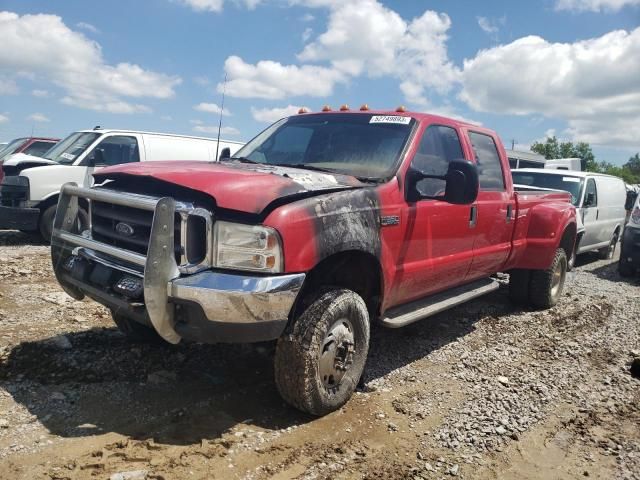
[530, 136, 640, 185]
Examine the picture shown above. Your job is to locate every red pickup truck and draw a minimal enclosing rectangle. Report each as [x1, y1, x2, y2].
[51, 109, 577, 415]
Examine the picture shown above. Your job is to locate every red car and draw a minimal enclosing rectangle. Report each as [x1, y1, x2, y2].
[51, 108, 577, 415]
[0, 136, 59, 183]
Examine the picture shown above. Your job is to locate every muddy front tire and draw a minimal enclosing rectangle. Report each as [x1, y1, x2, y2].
[111, 310, 163, 343]
[274, 289, 370, 416]
[598, 232, 618, 260]
[528, 248, 567, 309]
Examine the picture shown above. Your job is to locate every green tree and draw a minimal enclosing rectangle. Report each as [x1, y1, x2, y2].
[531, 136, 560, 159]
[530, 137, 597, 171]
[624, 153, 640, 178]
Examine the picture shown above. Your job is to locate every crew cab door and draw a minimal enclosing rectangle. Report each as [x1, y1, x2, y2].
[395, 124, 475, 304]
[464, 131, 515, 279]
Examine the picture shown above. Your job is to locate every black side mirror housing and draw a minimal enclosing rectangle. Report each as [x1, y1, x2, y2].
[86, 148, 104, 167]
[406, 159, 479, 205]
[219, 147, 231, 161]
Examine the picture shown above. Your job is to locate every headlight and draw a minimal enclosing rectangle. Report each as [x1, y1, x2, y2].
[213, 221, 283, 273]
[631, 207, 640, 225]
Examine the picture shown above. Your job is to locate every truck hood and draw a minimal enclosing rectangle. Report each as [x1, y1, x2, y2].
[3, 152, 58, 167]
[93, 160, 366, 215]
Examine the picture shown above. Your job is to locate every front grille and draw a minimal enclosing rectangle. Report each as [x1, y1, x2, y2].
[88, 193, 211, 272]
[91, 201, 182, 260]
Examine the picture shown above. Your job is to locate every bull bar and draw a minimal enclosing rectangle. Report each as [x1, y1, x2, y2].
[51, 183, 305, 344]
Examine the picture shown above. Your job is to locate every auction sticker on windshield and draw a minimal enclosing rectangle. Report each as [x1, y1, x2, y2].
[60, 153, 75, 161]
[370, 116, 411, 125]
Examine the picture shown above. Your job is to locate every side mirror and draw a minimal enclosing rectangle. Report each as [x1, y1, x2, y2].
[584, 192, 595, 207]
[87, 148, 104, 167]
[406, 159, 479, 205]
[219, 147, 231, 161]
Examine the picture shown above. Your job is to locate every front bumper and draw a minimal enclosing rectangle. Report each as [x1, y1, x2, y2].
[51, 183, 305, 344]
[0, 205, 40, 230]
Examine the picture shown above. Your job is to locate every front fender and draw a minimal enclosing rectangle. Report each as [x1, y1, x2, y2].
[264, 188, 382, 272]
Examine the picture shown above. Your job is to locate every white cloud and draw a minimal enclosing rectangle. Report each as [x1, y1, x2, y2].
[177, 0, 261, 12]
[160, 115, 172, 121]
[555, 0, 640, 11]
[221, 1, 458, 106]
[27, 112, 50, 122]
[0, 76, 18, 95]
[477, 17, 498, 35]
[301, 13, 315, 22]
[0, 113, 8, 123]
[31, 89, 50, 98]
[0, 12, 181, 114]
[193, 125, 240, 136]
[76, 21, 99, 34]
[460, 28, 640, 147]
[178, 0, 224, 12]
[194, 102, 230, 115]
[190, 119, 204, 125]
[220, 55, 346, 99]
[298, 1, 459, 94]
[251, 105, 305, 123]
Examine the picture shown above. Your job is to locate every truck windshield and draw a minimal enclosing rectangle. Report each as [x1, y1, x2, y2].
[231, 113, 415, 180]
[0, 138, 27, 161]
[45, 132, 101, 165]
[512, 171, 584, 206]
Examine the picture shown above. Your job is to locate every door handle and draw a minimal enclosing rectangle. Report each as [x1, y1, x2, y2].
[506, 204, 513, 223]
[469, 205, 477, 228]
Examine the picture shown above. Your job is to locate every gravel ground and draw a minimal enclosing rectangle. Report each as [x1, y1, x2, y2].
[0, 230, 638, 479]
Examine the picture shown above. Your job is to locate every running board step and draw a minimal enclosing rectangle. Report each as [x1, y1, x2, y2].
[382, 278, 500, 328]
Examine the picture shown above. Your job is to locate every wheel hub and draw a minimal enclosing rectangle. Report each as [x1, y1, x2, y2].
[319, 319, 355, 391]
[550, 259, 565, 298]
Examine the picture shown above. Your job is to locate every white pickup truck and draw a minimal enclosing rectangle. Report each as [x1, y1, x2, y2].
[0, 128, 243, 239]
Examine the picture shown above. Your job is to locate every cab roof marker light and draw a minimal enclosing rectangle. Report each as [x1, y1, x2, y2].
[321, 105, 332, 112]
[360, 104, 370, 111]
[396, 105, 406, 113]
[339, 104, 350, 111]
[298, 107, 309, 114]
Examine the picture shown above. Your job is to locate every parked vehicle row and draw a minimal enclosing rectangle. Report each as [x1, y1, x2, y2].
[0, 136, 60, 183]
[512, 169, 627, 269]
[0, 128, 243, 239]
[620, 193, 640, 276]
[49, 108, 578, 416]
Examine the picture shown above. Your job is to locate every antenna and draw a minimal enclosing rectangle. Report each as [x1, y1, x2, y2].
[214, 73, 227, 162]
[511, 139, 516, 150]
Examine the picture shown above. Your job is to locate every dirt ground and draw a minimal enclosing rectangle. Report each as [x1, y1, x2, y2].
[0, 230, 638, 480]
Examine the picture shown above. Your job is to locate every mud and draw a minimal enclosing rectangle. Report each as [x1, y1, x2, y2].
[0, 230, 638, 479]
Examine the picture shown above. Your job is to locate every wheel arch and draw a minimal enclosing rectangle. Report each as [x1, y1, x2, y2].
[288, 250, 384, 329]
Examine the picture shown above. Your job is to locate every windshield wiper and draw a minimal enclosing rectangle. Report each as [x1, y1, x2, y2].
[228, 156, 262, 165]
[273, 163, 337, 174]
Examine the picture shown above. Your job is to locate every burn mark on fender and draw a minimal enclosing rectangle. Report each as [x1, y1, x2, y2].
[305, 188, 382, 262]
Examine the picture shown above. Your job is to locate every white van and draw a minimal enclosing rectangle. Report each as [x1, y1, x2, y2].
[512, 169, 627, 267]
[0, 128, 244, 239]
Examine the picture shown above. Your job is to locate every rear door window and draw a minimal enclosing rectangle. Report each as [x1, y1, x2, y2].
[23, 141, 55, 157]
[89, 136, 139, 166]
[468, 132, 506, 191]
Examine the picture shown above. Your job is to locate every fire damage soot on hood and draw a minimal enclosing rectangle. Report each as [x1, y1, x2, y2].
[93, 160, 365, 215]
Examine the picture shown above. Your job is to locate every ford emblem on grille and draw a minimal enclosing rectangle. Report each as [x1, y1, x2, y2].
[115, 222, 135, 237]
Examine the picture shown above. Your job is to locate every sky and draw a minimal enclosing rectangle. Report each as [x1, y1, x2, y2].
[0, 0, 639, 165]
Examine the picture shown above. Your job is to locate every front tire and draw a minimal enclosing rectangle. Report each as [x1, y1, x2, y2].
[274, 289, 370, 416]
[39, 204, 88, 242]
[598, 232, 618, 260]
[529, 248, 568, 309]
[618, 258, 634, 277]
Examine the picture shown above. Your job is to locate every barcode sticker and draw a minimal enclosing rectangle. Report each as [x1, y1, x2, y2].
[370, 115, 411, 125]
